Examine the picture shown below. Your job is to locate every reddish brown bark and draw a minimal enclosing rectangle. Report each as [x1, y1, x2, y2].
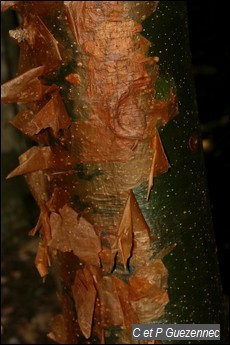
[1, 1, 178, 343]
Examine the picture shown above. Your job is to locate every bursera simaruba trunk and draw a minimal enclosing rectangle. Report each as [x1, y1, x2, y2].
[2, 1, 178, 343]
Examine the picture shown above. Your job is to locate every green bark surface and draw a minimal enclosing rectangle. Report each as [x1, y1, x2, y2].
[133, 1, 225, 343]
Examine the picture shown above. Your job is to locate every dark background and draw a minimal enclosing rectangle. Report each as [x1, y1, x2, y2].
[1, 1, 229, 344]
[186, 0, 229, 296]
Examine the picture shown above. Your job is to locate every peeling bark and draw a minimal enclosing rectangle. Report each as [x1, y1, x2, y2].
[3, 1, 223, 344]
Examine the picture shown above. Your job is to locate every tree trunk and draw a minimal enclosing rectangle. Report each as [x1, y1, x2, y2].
[1, 1, 225, 344]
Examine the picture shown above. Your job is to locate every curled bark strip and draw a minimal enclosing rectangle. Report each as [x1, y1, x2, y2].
[6, 146, 56, 179]
[35, 239, 49, 278]
[49, 204, 101, 266]
[10, 108, 49, 144]
[147, 130, 171, 200]
[26, 92, 71, 136]
[72, 267, 97, 339]
[10, 14, 62, 73]
[129, 191, 152, 268]
[10, 91, 71, 139]
[114, 193, 133, 270]
[1, 66, 44, 103]
[114, 190, 154, 270]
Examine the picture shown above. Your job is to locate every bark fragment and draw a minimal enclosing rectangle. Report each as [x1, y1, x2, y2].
[72, 267, 97, 338]
[49, 204, 101, 266]
[1, 66, 44, 104]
